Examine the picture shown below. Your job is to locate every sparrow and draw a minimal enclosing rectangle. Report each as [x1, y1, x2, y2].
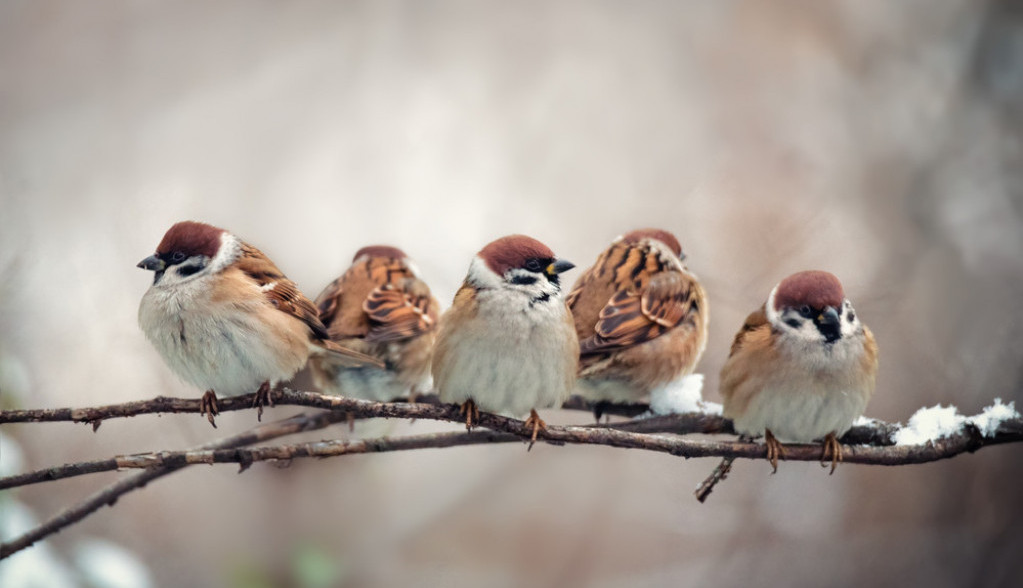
[431, 235, 579, 445]
[308, 245, 440, 402]
[719, 270, 879, 472]
[137, 221, 382, 426]
[567, 229, 708, 412]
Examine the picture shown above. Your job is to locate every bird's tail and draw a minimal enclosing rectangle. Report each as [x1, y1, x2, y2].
[311, 340, 385, 369]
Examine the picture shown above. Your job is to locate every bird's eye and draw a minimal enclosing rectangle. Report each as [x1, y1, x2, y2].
[171, 251, 187, 263]
[524, 259, 543, 272]
[799, 305, 814, 318]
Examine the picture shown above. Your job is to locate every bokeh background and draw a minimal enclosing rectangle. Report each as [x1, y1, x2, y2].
[3, 1, 1023, 586]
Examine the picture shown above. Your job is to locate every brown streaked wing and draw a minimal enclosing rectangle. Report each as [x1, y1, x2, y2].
[313, 275, 345, 329]
[579, 272, 695, 356]
[729, 304, 768, 357]
[363, 280, 436, 343]
[236, 243, 330, 341]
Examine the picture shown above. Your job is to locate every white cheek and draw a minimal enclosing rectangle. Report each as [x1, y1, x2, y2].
[154, 264, 209, 288]
[466, 257, 503, 290]
[840, 302, 861, 338]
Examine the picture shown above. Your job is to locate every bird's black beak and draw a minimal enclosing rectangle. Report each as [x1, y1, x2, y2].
[816, 306, 841, 343]
[137, 255, 166, 272]
[546, 259, 575, 276]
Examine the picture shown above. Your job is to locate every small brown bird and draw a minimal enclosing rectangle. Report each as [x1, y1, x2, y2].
[137, 221, 381, 426]
[720, 270, 879, 472]
[567, 229, 708, 409]
[309, 245, 440, 402]
[432, 235, 579, 445]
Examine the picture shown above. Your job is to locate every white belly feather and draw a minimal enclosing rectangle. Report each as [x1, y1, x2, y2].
[138, 276, 307, 397]
[436, 292, 575, 418]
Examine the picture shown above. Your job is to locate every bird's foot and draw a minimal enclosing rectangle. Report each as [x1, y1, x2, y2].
[524, 409, 548, 451]
[821, 432, 843, 475]
[458, 399, 479, 431]
[200, 390, 219, 428]
[765, 429, 787, 473]
[252, 381, 274, 421]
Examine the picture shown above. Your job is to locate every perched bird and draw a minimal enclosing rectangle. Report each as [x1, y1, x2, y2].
[720, 270, 878, 472]
[137, 221, 381, 426]
[567, 229, 708, 411]
[309, 245, 440, 402]
[432, 235, 579, 445]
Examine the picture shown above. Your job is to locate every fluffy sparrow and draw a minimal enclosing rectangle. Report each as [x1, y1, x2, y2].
[719, 270, 879, 472]
[567, 229, 708, 411]
[432, 235, 579, 445]
[137, 221, 381, 426]
[309, 245, 440, 402]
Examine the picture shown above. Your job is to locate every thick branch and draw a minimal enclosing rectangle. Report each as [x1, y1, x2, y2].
[90, 417, 1023, 467]
[0, 391, 647, 426]
[0, 410, 345, 559]
[0, 414, 712, 490]
[0, 390, 902, 446]
[4, 412, 1020, 493]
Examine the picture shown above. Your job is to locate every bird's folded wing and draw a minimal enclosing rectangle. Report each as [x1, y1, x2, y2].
[728, 304, 768, 357]
[362, 282, 436, 343]
[236, 243, 333, 341]
[579, 272, 697, 355]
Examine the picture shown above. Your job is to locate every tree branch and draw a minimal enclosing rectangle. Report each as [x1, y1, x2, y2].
[4, 408, 1020, 492]
[84, 416, 1020, 468]
[0, 413, 712, 491]
[0, 389, 902, 445]
[0, 390, 646, 427]
[0, 410, 345, 559]
[2, 391, 1020, 559]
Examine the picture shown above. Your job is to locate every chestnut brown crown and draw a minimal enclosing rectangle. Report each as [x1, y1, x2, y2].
[479, 234, 557, 276]
[155, 221, 225, 260]
[353, 245, 407, 262]
[622, 228, 683, 258]
[774, 270, 845, 311]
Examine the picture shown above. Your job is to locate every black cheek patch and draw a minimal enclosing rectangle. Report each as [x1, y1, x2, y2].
[510, 275, 538, 286]
[177, 264, 203, 277]
[784, 318, 802, 329]
[847, 311, 855, 322]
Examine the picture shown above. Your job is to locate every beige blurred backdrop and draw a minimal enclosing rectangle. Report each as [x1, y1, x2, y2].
[2, 1, 1023, 586]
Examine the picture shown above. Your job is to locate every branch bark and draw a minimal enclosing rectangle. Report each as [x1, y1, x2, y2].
[0, 389, 902, 445]
[8, 417, 1021, 480]
[0, 391, 647, 426]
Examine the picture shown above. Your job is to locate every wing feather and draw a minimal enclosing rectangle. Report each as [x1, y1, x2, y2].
[363, 281, 436, 343]
[579, 272, 698, 356]
[235, 243, 330, 341]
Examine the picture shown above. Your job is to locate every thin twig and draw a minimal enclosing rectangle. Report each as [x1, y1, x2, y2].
[0, 410, 346, 559]
[694, 457, 735, 503]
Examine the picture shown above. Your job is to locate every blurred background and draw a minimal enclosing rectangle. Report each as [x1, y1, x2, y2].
[2, 0, 1022, 586]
